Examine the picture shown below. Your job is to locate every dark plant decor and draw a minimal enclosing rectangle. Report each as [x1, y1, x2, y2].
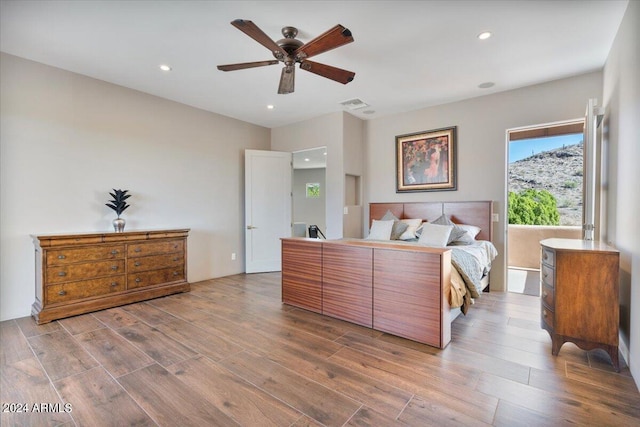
[106, 189, 131, 218]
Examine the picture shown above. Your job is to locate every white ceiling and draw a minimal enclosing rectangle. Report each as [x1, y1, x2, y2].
[0, 0, 629, 129]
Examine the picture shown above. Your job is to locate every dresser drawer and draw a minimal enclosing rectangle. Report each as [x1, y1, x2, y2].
[46, 245, 125, 266]
[128, 240, 184, 257]
[127, 253, 184, 273]
[541, 306, 554, 329]
[46, 276, 125, 304]
[541, 248, 555, 267]
[46, 260, 125, 284]
[128, 266, 185, 289]
[541, 264, 555, 287]
[541, 284, 554, 308]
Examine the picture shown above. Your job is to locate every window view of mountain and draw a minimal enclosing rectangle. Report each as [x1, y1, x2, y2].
[509, 136, 583, 226]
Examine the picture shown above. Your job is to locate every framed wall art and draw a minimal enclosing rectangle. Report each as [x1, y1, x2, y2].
[396, 126, 457, 192]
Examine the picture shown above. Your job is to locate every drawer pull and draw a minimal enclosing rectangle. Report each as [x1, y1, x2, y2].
[135, 278, 141, 283]
[58, 271, 67, 277]
[173, 271, 179, 276]
[543, 252, 548, 260]
[110, 282, 118, 287]
[134, 248, 142, 253]
[542, 291, 548, 298]
[173, 257, 179, 261]
[111, 250, 119, 255]
[134, 262, 141, 267]
[57, 255, 66, 259]
[543, 310, 548, 318]
[58, 290, 67, 296]
[111, 265, 119, 271]
[543, 272, 548, 278]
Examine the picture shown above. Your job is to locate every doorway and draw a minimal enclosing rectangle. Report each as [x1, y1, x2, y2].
[506, 121, 584, 294]
[292, 147, 327, 238]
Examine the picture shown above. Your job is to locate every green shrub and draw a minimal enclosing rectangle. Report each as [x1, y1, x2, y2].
[508, 189, 560, 225]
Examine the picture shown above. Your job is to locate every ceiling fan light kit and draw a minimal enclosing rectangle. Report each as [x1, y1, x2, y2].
[217, 19, 355, 94]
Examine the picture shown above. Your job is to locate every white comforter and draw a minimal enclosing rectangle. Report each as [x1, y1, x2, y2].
[448, 240, 498, 312]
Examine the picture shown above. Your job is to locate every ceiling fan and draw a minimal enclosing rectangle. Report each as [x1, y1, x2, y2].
[217, 19, 355, 94]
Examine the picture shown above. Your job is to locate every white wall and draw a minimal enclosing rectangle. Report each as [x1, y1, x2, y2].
[364, 71, 603, 292]
[0, 53, 270, 321]
[602, 0, 639, 386]
[343, 112, 365, 238]
[293, 168, 326, 234]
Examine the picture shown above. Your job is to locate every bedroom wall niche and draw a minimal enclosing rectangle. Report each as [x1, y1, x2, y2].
[292, 147, 327, 238]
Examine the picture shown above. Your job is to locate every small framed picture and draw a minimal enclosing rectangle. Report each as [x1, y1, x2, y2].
[306, 183, 320, 198]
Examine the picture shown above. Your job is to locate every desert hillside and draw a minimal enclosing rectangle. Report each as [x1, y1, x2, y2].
[509, 143, 583, 226]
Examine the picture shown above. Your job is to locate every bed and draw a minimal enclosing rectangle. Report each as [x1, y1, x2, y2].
[281, 201, 496, 348]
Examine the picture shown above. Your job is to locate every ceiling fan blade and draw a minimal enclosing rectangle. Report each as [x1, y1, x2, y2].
[217, 60, 279, 72]
[293, 24, 354, 61]
[278, 65, 295, 94]
[231, 19, 288, 58]
[300, 60, 355, 84]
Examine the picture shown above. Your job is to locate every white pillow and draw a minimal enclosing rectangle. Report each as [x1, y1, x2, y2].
[367, 220, 394, 240]
[456, 224, 481, 243]
[399, 218, 423, 240]
[457, 224, 481, 238]
[431, 214, 466, 244]
[418, 223, 453, 247]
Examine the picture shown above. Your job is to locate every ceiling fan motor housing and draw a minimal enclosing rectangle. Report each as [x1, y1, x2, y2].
[275, 26, 303, 60]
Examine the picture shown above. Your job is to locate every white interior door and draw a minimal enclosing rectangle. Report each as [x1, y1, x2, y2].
[245, 149, 292, 273]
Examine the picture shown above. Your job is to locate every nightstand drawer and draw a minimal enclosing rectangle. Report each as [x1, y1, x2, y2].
[541, 284, 554, 308]
[541, 306, 554, 329]
[541, 264, 555, 287]
[541, 248, 555, 267]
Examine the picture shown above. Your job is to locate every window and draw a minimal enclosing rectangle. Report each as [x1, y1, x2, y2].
[508, 121, 584, 226]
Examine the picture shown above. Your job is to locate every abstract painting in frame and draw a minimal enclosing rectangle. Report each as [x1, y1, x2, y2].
[396, 126, 457, 192]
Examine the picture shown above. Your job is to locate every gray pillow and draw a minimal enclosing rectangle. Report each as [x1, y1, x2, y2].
[381, 210, 409, 240]
[431, 214, 466, 244]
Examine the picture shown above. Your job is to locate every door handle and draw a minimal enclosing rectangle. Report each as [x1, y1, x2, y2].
[247, 225, 257, 230]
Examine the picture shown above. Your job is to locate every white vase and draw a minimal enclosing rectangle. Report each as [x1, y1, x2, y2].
[113, 217, 126, 232]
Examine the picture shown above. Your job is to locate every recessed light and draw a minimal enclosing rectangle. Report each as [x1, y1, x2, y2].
[362, 110, 375, 115]
[477, 31, 492, 40]
[304, 158, 310, 162]
[478, 82, 495, 89]
[267, 105, 274, 110]
[159, 64, 172, 71]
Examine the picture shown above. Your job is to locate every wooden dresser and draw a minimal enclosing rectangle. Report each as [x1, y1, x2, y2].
[32, 229, 190, 324]
[540, 238, 620, 371]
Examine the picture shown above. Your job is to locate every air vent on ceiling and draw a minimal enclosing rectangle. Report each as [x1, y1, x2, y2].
[339, 98, 369, 110]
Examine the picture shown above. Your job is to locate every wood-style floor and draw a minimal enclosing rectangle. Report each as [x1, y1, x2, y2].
[2, 272, 639, 426]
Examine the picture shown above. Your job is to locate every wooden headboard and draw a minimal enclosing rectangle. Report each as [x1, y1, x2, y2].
[369, 201, 493, 242]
